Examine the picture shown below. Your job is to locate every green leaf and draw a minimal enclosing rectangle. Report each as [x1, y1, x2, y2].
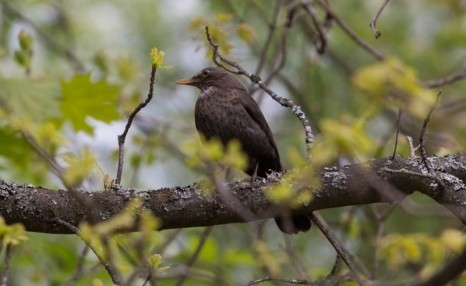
[62, 147, 96, 188]
[147, 254, 162, 268]
[0, 216, 28, 246]
[237, 23, 256, 43]
[0, 128, 33, 170]
[0, 77, 60, 121]
[18, 30, 33, 51]
[150, 48, 172, 69]
[215, 13, 233, 23]
[61, 74, 121, 134]
[352, 57, 437, 118]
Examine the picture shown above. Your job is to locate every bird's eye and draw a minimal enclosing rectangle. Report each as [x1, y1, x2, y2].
[202, 70, 209, 76]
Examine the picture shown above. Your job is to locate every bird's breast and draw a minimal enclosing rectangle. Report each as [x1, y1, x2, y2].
[195, 95, 245, 140]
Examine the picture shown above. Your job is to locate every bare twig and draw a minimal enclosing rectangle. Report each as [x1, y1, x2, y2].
[119, 237, 160, 286]
[368, 204, 397, 278]
[324, 255, 341, 281]
[418, 92, 446, 190]
[56, 219, 123, 285]
[115, 65, 157, 185]
[300, 1, 328, 53]
[0, 245, 13, 286]
[265, 9, 293, 82]
[391, 109, 402, 160]
[255, 0, 283, 76]
[419, 92, 441, 173]
[424, 68, 466, 88]
[205, 26, 314, 161]
[246, 276, 313, 286]
[254, 2, 295, 105]
[380, 167, 446, 190]
[310, 212, 367, 285]
[313, 0, 384, 61]
[406, 136, 417, 157]
[0, 98, 67, 188]
[20, 132, 63, 178]
[175, 227, 213, 286]
[369, 0, 391, 39]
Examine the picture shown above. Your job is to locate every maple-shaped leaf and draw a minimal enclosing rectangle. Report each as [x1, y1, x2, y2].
[61, 74, 121, 134]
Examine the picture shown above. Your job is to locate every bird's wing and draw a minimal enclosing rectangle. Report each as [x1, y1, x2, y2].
[237, 93, 281, 163]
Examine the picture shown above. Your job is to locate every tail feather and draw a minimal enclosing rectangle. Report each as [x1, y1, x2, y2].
[274, 215, 311, 234]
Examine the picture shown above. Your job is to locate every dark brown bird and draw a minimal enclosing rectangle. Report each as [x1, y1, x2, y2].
[176, 67, 310, 234]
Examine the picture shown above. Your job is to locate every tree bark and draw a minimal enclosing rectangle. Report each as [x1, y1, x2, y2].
[0, 155, 465, 234]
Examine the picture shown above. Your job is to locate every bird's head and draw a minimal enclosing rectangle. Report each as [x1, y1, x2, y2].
[176, 67, 242, 91]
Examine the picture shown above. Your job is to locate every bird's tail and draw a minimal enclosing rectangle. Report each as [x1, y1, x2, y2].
[274, 215, 311, 234]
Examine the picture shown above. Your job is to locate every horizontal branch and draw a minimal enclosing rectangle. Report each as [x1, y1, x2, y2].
[0, 156, 465, 234]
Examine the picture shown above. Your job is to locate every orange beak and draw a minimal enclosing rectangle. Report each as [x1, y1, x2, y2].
[175, 78, 196, 86]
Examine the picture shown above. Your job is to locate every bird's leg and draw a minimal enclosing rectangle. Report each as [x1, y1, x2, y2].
[250, 162, 259, 188]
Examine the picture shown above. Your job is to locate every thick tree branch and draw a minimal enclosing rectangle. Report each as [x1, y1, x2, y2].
[0, 156, 465, 234]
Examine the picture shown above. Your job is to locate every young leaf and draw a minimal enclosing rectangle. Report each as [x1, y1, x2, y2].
[237, 23, 257, 43]
[62, 148, 97, 188]
[61, 74, 121, 134]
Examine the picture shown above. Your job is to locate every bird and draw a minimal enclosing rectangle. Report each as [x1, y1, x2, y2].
[176, 66, 311, 234]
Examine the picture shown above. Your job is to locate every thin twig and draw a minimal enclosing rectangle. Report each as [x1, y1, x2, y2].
[313, 0, 384, 61]
[406, 136, 417, 157]
[255, 2, 294, 105]
[419, 92, 441, 173]
[309, 212, 367, 285]
[115, 65, 157, 185]
[56, 219, 123, 285]
[300, 1, 328, 53]
[418, 92, 445, 190]
[264, 5, 293, 82]
[369, 0, 391, 39]
[255, 0, 283, 76]
[204, 26, 314, 161]
[118, 243, 140, 285]
[0, 245, 13, 286]
[369, 204, 396, 278]
[246, 276, 313, 286]
[323, 255, 341, 281]
[424, 68, 466, 88]
[175, 227, 213, 286]
[391, 109, 402, 160]
[20, 132, 63, 178]
[0, 99, 67, 187]
[380, 167, 445, 188]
